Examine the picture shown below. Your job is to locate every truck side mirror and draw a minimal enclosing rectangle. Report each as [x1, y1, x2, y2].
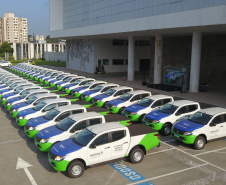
[175, 112, 181, 116]
[210, 122, 216, 127]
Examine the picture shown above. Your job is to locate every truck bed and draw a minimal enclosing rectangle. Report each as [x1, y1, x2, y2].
[128, 124, 157, 136]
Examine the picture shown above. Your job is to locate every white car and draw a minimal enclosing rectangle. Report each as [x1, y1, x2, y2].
[123, 95, 174, 122]
[48, 123, 160, 178]
[24, 104, 88, 138]
[0, 60, 12, 67]
[49, 73, 78, 87]
[80, 83, 119, 102]
[107, 90, 151, 114]
[143, 100, 200, 135]
[171, 107, 226, 150]
[55, 75, 86, 90]
[62, 78, 95, 94]
[92, 86, 133, 108]
[16, 98, 71, 126]
[34, 112, 106, 152]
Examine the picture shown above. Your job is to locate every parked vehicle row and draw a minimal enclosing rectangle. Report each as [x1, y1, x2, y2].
[1, 62, 225, 178]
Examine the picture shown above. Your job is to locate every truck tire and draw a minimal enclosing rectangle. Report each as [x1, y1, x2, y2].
[130, 147, 144, 164]
[118, 107, 125, 115]
[161, 123, 171, 136]
[194, 136, 206, 150]
[67, 160, 85, 178]
[138, 114, 146, 123]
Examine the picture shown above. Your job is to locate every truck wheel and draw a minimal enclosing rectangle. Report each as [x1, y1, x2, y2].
[194, 136, 206, 150]
[138, 114, 145, 123]
[161, 123, 171, 136]
[130, 148, 144, 164]
[67, 160, 85, 178]
[118, 107, 125, 115]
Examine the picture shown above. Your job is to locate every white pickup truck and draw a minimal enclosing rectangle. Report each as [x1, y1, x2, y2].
[48, 123, 160, 178]
[171, 107, 226, 150]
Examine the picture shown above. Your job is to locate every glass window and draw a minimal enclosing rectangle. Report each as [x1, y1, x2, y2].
[189, 112, 212, 125]
[123, 89, 131, 94]
[71, 120, 87, 132]
[138, 98, 154, 107]
[43, 104, 56, 112]
[92, 133, 109, 146]
[79, 81, 87, 86]
[142, 94, 149, 99]
[131, 95, 141, 102]
[72, 128, 96, 146]
[58, 102, 68, 107]
[120, 93, 133, 101]
[90, 84, 99, 89]
[89, 118, 102, 126]
[111, 130, 126, 142]
[33, 102, 46, 111]
[188, 104, 198, 112]
[104, 89, 116, 96]
[56, 117, 75, 131]
[55, 112, 70, 121]
[112, 59, 124, 65]
[93, 85, 103, 92]
[223, 114, 226, 122]
[72, 109, 83, 114]
[114, 90, 123, 96]
[177, 106, 187, 114]
[44, 109, 60, 120]
[211, 115, 223, 125]
[163, 98, 172, 104]
[103, 59, 109, 65]
[151, 100, 162, 108]
[159, 104, 178, 114]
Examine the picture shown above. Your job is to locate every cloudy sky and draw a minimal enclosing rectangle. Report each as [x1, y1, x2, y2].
[0, 0, 50, 37]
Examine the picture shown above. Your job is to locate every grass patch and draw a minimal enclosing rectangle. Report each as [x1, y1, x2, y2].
[11, 60, 66, 67]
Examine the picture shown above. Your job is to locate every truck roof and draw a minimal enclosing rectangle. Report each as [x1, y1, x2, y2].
[111, 86, 133, 91]
[145, 94, 173, 100]
[26, 89, 50, 93]
[70, 112, 102, 121]
[97, 83, 119, 87]
[199, 107, 226, 115]
[34, 93, 58, 98]
[168, 100, 198, 106]
[42, 98, 70, 104]
[56, 104, 85, 112]
[87, 80, 107, 85]
[88, 122, 125, 134]
[78, 78, 95, 82]
[128, 90, 151, 95]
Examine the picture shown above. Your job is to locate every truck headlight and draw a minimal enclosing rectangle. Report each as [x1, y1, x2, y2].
[184, 131, 193, 136]
[131, 112, 137, 115]
[55, 155, 65, 161]
[153, 120, 160, 123]
[96, 100, 100, 102]
[74, 91, 78, 94]
[85, 95, 88, 97]
[65, 88, 68, 90]
[112, 105, 117, 108]
[28, 126, 35, 131]
[18, 116, 24, 120]
[40, 138, 49, 143]
[7, 103, 11, 105]
[57, 85, 59, 87]
[2, 98, 6, 100]
[12, 109, 17, 112]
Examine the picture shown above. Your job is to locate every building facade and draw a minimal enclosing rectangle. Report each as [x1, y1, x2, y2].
[0, 13, 28, 45]
[49, 0, 226, 92]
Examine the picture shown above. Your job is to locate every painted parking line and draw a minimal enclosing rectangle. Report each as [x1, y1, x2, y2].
[110, 162, 149, 183]
[0, 138, 23, 145]
[127, 164, 208, 185]
[146, 148, 175, 156]
[194, 147, 226, 156]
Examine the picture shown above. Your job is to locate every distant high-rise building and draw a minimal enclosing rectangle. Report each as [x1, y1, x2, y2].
[0, 13, 28, 45]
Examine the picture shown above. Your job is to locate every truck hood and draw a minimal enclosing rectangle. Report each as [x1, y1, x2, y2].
[50, 138, 82, 156]
[125, 104, 146, 112]
[26, 116, 49, 127]
[0, 89, 9, 94]
[82, 90, 96, 96]
[108, 98, 126, 106]
[72, 87, 86, 92]
[174, 119, 205, 132]
[11, 102, 28, 110]
[63, 84, 75, 88]
[55, 81, 65, 85]
[93, 94, 109, 100]
[6, 97, 21, 104]
[2, 92, 16, 99]
[146, 110, 170, 120]
[17, 108, 37, 117]
[37, 125, 64, 139]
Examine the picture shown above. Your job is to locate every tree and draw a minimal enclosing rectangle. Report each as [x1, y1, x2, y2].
[0, 41, 13, 54]
[45, 35, 59, 43]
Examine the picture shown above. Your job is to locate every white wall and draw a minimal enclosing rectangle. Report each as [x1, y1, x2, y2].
[50, 0, 63, 31]
[44, 52, 66, 62]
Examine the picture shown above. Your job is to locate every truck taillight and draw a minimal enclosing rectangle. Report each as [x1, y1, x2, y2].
[126, 121, 132, 125]
[154, 133, 160, 140]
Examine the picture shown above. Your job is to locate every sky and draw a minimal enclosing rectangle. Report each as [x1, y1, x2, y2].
[0, 0, 50, 37]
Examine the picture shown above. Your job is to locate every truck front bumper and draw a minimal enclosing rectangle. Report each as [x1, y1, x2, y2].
[24, 127, 39, 138]
[171, 130, 197, 144]
[142, 120, 164, 131]
[48, 155, 70, 171]
[35, 140, 52, 152]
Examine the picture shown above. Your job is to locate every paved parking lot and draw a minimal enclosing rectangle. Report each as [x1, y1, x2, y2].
[0, 67, 226, 185]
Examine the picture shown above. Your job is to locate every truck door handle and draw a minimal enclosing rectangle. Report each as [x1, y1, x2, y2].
[105, 147, 110, 149]
[123, 142, 128, 144]
[220, 126, 223, 127]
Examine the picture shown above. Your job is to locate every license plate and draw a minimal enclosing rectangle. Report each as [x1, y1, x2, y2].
[125, 114, 128, 117]
[35, 141, 38, 146]
[174, 134, 179, 138]
[48, 158, 52, 163]
[107, 107, 110, 110]
[145, 122, 149, 126]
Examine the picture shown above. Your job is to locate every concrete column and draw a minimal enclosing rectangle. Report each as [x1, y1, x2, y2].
[189, 32, 202, 92]
[44, 44, 47, 52]
[28, 43, 31, 59]
[20, 43, 23, 60]
[13, 43, 17, 60]
[40, 44, 43, 58]
[153, 34, 163, 84]
[128, 36, 135, 81]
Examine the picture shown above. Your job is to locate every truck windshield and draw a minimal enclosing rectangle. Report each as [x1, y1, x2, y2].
[44, 109, 60, 120]
[56, 75, 65, 80]
[33, 102, 46, 111]
[137, 98, 154, 107]
[5, 81, 14, 86]
[64, 77, 72, 82]
[159, 104, 178, 114]
[93, 85, 103, 92]
[19, 90, 30, 99]
[71, 79, 82, 85]
[120, 93, 133, 101]
[56, 117, 75, 131]
[104, 89, 116, 96]
[83, 82, 92, 88]
[9, 83, 19, 90]
[72, 128, 96, 146]
[26, 95, 37, 104]
[51, 73, 58, 77]
[188, 112, 212, 125]
[14, 86, 24, 94]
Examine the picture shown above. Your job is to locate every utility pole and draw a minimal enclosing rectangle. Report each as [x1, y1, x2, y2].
[33, 33, 36, 63]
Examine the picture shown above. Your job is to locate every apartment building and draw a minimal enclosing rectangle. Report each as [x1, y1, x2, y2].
[0, 13, 28, 45]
